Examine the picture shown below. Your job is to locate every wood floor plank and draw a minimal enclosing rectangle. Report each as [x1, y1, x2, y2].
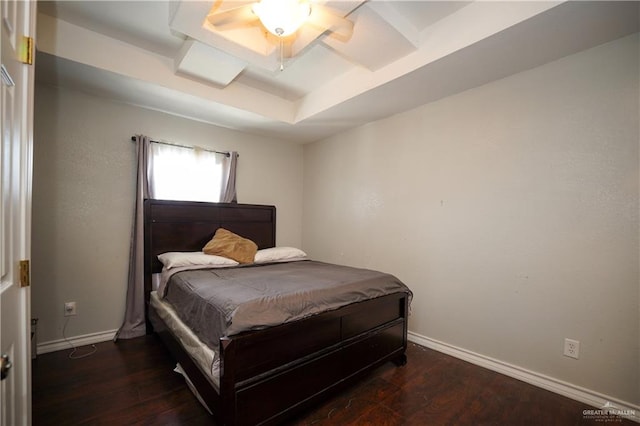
[32, 335, 634, 425]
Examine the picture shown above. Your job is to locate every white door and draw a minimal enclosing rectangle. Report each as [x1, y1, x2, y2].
[0, 0, 36, 425]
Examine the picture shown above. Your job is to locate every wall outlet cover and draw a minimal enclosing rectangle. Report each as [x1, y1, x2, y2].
[64, 301, 77, 316]
[564, 338, 580, 359]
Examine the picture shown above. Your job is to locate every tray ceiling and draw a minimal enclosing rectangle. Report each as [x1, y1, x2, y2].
[36, 1, 639, 143]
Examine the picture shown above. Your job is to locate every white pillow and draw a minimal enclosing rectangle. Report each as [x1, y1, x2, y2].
[158, 251, 239, 269]
[254, 247, 307, 264]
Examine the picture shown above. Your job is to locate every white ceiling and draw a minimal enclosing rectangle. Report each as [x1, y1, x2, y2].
[35, 1, 639, 143]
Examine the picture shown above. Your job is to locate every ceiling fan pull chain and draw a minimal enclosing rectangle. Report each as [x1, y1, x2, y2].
[279, 38, 284, 71]
[274, 27, 285, 71]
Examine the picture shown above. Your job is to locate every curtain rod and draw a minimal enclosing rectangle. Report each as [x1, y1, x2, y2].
[130, 136, 230, 157]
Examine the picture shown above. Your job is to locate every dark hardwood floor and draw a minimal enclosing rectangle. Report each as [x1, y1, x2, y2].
[32, 335, 633, 425]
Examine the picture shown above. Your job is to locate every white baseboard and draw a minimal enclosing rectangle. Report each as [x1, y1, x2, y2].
[408, 331, 639, 423]
[37, 329, 118, 355]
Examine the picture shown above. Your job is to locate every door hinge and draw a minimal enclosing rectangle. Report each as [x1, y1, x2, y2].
[20, 36, 34, 65]
[19, 260, 30, 287]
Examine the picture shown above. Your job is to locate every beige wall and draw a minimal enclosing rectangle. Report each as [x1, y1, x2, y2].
[303, 33, 639, 404]
[32, 84, 303, 345]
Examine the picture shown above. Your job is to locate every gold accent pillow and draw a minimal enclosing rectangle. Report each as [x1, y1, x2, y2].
[202, 228, 258, 264]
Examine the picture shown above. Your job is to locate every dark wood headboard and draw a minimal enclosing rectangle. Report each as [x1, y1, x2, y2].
[143, 199, 276, 302]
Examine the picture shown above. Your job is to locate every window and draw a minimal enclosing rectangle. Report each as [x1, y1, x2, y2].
[150, 142, 225, 202]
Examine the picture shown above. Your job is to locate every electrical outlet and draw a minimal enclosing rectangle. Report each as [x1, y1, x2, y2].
[564, 338, 580, 359]
[64, 301, 77, 317]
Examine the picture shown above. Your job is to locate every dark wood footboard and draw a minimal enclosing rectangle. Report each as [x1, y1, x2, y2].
[220, 292, 409, 425]
[150, 292, 409, 425]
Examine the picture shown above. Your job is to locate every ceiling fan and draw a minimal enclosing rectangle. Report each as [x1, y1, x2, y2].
[206, 0, 355, 68]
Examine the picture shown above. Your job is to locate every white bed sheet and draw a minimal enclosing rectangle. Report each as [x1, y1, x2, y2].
[150, 290, 220, 391]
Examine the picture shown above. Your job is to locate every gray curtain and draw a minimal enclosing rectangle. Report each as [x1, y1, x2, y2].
[220, 151, 238, 203]
[115, 135, 153, 339]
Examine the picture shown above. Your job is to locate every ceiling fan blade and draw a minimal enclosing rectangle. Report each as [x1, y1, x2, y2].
[307, 4, 354, 40]
[206, 5, 258, 30]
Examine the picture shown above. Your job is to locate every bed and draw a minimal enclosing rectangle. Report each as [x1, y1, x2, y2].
[144, 199, 411, 425]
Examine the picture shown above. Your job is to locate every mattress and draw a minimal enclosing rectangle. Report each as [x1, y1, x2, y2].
[162, 260, 412, 351]
[150, 291, 221, 390]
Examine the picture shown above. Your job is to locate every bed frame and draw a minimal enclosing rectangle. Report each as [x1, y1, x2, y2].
[144, 199, 409, 425]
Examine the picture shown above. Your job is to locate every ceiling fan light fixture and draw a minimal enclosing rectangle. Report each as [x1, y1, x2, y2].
[252, 0, 311, 37]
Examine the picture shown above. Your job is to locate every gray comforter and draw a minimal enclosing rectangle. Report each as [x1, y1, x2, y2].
[163, 260, 412, 350]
